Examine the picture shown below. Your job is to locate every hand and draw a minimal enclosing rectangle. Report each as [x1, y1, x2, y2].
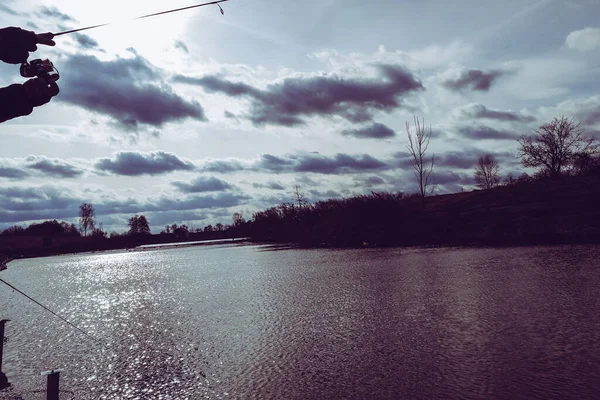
[23, 77, 60, 107]
[0, 27, 56, 64]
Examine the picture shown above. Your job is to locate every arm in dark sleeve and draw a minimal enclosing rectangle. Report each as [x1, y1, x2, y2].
[0, 83, 33, 123]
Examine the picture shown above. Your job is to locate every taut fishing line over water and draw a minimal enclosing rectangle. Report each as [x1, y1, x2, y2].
[0, 278, 105, 346]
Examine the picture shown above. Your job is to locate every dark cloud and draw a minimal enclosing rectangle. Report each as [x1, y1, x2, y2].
[202, 159, 246, 173]
[393, 149, 518, 172]
[25, 156, 84, 178]
[174, 40, 189, 53]
[0, 167, 28, 179]
[173, 64, 423, 126]
[436, 152, 480, 169]
[461, 103, 536, 123]
[73, 33, 100, 50]
[96, 193, 251, 214]
[362, 176, 386, 186]
[224, 111, 239, 120]
[58, 54, 206, 129]
[0, 186, 79, 223]
[443, 69, 507, 92]
[342, 123, 396, 139]
[37, 6, 76, 22]
[391, 151, 417, 169]
[0, 4, 18, 15]
[433, 171, 476, 186]
[457, 125, 519, 140]
[292, 153, 387, 174]
[572, 100, 600, 126]
[154, 193, 251, 211]
[172, 176, 232, 193]
[253, 181, 286, 190]
[256, 154, 295, 172]
[308, 189, 342, 200]
[295, 175, 321, 187]
[95, 152, 196, 176]
[200, 152, 388, 175]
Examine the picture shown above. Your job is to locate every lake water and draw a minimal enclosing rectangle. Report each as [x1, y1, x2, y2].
[1, 244, 599, 399]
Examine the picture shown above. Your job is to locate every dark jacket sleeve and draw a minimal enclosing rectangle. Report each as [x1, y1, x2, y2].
[0, 83, 33, 123]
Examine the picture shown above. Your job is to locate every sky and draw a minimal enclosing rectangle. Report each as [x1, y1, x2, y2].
[0, 0, 599, 233]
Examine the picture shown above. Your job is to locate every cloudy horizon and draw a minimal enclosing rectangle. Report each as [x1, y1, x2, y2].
[1, 0, 599, 233]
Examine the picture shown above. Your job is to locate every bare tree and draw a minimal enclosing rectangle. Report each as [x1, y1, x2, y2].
[406, 116, 435, 207]
[474, 154, 500, 190]
[292, 185, 309, 208]
[79, 203, 95, 236]
[518, 116, 597, 179]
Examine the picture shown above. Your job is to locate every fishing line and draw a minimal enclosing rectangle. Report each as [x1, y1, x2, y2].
[51, 0, 229, 37]
[0, 278, 105, 346]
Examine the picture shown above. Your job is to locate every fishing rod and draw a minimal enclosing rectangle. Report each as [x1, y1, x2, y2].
[20, 0, 229, 83]
[0, 278, 105, 346]
[52, 0, 229, 37]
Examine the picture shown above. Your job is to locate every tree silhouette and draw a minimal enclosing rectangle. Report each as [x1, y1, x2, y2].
[518, 116, 597, 179]
[233, 212, 245, 227]
[406, 116, 435, 207]
[79, 203, 95, 236]
[127, 215, 151, 236]
[474, 154, 500, 190]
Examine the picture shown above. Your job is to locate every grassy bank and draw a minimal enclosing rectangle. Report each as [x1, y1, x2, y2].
[249, 175, 600, 247]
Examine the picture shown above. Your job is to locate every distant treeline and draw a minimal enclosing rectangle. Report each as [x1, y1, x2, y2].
[2, 170, 599, 260]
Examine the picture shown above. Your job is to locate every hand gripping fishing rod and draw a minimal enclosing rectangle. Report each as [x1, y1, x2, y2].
[20, 0, 229, 83]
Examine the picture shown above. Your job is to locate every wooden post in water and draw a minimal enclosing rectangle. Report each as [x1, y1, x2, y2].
[41, 369, 63, 400]
[0, 319, 10, 390]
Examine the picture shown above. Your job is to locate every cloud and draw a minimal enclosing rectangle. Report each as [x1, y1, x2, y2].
[72, 33, 100, 50]
[393, 149, 517, 171]
[442, 69, 507, 92]
[199, 152, 388, 175]
[36, 6, 76, 22]
[173, 64, 423, 126]
[353, 175, 386, 187]
[433, 171, 476, 186]
[436, 151, 480, 170]
[0, 167, 28, 179]
[202, 159, 248, 173]
[459, 103, 536, 123]
[0, 4, 18, 15]
[174, 40, 189, 53]
[154, 193, 251, 211]
[58, 54, 206, 129]
[25, 156, 84, 178]
[540, 95, 600, 127]
[0, 186, 80, 223]
[566, 27, 600, 51]
[253, 153, 389, 174]
[342, 123, 396, 139]
[308, 189, 342, 200]
[252, 181, 286, 190]
[95, 151, 196, 176]
[172, 176, 232, 193]
[456, 125, 519, 140]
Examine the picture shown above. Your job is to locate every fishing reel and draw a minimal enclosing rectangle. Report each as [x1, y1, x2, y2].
[20, 59, 60, 83]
